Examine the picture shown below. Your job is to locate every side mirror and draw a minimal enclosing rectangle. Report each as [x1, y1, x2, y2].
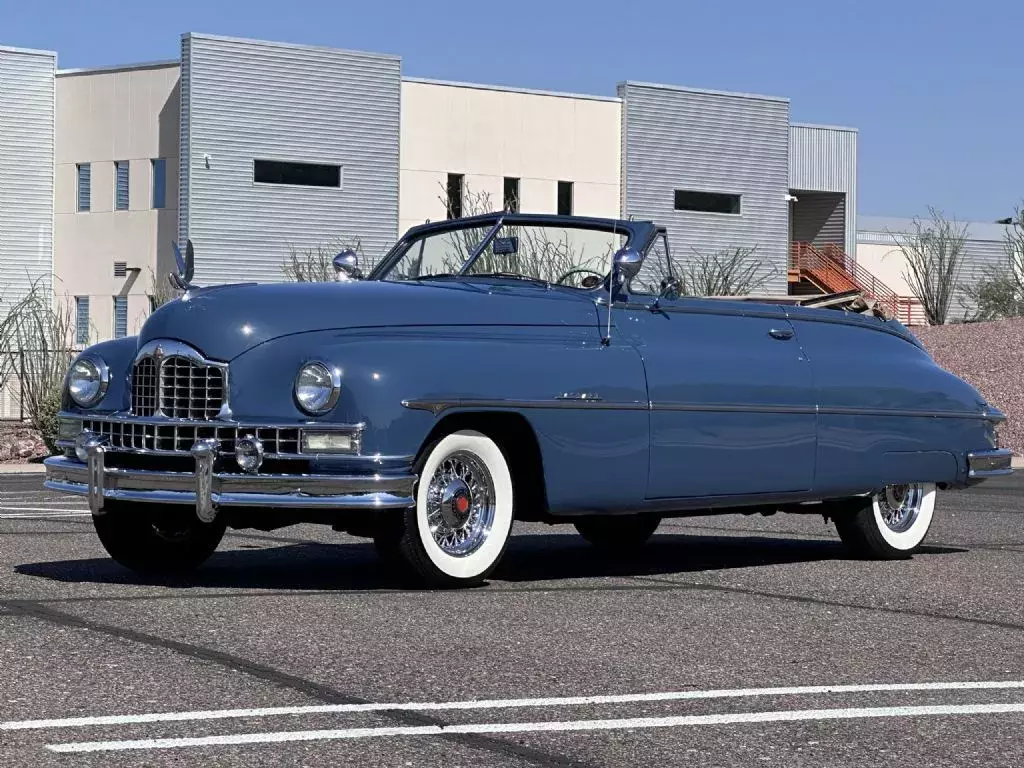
[612, 247, 644, 281]
[659, 277, 681, 301]
[333, 250, 362, 281]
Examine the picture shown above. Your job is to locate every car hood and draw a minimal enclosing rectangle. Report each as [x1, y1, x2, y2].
[139, 279, 600, 361]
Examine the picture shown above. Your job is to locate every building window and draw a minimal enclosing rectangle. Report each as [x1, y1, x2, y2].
[113, 261, 127, 278]
[77, 164, 91, 212]
[115, 161, 129, 210]
[557, 180, 573, 216]
[503, 177, 520, 213]
[253, 159, 341, 187]
[75, 297, 90, 346]
[151, 158, 167, 209]
[674, 190, 741, 215]
[446, 173, 464, 219]
[113, 296, 128, 339]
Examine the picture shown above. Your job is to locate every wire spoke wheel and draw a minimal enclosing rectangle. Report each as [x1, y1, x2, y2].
[876, 483, 925, 533]
[425, 450, 496, 557]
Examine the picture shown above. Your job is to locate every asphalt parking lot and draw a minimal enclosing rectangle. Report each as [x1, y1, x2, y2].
[1, 472, 1022, 767]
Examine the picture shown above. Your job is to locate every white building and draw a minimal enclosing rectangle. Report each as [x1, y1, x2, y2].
[0, 32, 860, 348]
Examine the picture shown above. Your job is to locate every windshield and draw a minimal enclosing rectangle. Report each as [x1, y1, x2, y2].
[378, 221, 628, 288]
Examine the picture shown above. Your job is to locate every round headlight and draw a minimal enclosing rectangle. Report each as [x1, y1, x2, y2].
[68, 357, 108, 407]
[294, 362, 340, 415]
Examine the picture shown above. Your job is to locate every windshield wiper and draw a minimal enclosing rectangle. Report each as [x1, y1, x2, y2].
[468, 272, 548, 284]
[410, 273, 459, 280]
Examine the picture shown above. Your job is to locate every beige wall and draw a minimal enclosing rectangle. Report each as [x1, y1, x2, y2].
[54, 62, 180, 343]
[856, 242, 912, 296]
[399, 80, 621, 236]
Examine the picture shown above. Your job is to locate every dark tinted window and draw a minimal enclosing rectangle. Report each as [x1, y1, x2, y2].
[557, 180, 573, 215]
[254, 160, 341, 187]
[446, 173, 464, 219]
[503, 177, 519, 213]
[674, 190, 741, 214]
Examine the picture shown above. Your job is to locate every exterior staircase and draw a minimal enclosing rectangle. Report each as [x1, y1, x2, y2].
[788, 242, 923, 325]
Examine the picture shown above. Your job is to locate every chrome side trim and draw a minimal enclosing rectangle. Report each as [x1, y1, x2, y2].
[402, 398, 995, 421]
[402, 398, 647, 415]
[43, 457, 416, 510]
[819, 405, 999, 421]
[967, 449, 1014, 478]
[651, 403, 815, 415]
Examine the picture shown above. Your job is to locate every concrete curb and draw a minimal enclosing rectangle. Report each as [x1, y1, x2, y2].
[0, 463, 46, 474]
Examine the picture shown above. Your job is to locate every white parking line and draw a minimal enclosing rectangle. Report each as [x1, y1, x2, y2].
[46, 702, 1024, 753]
[0, 509, 90, 518]
[7, 680, 1024, 731]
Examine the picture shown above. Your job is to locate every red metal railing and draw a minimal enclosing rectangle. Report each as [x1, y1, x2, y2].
[790, 242, 899, 320]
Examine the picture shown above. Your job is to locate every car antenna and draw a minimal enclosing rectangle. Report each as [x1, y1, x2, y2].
[602, 220, 617, 346]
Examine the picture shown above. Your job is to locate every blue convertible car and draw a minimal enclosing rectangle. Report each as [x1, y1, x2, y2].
[46, 213, 1012, 586]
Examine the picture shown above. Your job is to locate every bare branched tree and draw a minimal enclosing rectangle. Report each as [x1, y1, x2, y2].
[147, 268, 181, 312]
[959, 205, 1024, 321]
[2, 278, 75, 452]
[282, 236, 364, 282]
[891, 208, 968, 325]
[677, 246, 773, 296]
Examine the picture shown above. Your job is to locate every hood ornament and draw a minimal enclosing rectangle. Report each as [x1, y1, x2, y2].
[169, 239, 198, 291]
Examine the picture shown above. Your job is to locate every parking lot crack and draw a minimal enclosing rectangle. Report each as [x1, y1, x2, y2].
[629, 576, 1024, 632]
[0, 598, 599, 768]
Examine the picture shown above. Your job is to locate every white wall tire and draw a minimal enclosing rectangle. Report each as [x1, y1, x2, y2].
[398, 430, 514, 587]
[834, 482, 936, 559]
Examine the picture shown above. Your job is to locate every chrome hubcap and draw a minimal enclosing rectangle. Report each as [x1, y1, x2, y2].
[878, 483, 924, 533]
[426, 451, 495, 556]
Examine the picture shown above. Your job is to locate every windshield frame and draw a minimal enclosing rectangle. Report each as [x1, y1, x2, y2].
[368, 213, 655, 285]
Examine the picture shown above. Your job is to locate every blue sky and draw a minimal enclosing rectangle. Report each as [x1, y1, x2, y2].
[2, 0, 1020, 222]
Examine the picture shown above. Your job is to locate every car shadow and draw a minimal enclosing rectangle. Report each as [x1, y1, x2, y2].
[13, 531, 966, 593]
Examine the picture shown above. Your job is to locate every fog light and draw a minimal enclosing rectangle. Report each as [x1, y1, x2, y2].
[235, 436, 264, 473]
[301, 431, 355, 454]
[59, 418, 83, 443]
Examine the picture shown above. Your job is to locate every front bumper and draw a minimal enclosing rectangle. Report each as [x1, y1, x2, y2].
[44, 455, 416, 516]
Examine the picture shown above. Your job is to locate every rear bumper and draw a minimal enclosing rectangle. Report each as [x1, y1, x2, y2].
[44, 456, 416, 515]
[966, 448, 1014, 479]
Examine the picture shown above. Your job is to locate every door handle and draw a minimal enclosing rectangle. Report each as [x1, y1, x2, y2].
[768, 328, 794, 340]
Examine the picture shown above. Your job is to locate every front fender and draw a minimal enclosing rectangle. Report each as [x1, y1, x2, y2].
[229, 327, 651, 510]
[62, 336, 139, 414]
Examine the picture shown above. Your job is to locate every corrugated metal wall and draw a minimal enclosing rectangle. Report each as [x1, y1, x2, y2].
[178, 34, 401, 284]
[618, 82, 791, 295]
[0, 47, 55, 306]
[789, 124, 857, 256]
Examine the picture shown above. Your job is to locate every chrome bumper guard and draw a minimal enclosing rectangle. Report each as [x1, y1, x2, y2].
[966, 448, 1014, 479]
[44, 455, 416, 516]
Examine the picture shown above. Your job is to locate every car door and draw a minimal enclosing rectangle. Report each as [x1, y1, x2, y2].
[609, 293, 817, 499]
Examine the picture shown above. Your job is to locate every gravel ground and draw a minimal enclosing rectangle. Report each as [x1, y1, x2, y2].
[914, 317, 1024, 454]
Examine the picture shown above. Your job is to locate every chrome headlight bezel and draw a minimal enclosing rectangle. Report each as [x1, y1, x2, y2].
[67, 356, 109, 408]
[293, 361, 341, 416]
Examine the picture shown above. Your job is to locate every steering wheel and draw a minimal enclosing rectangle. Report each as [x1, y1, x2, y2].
[555, 268, 605, 287]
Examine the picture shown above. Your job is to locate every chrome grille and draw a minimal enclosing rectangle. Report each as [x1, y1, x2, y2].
[158, 356, 224, 420]
[132, 358, 158, 417]
[131, 346, 225, 420]
[81, 419, 301, 457]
